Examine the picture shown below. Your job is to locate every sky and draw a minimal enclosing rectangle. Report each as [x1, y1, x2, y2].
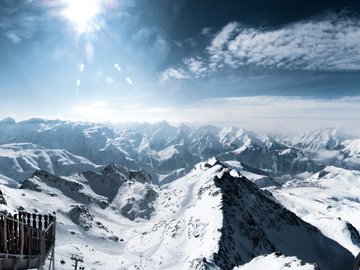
[0, 0, 360, 133]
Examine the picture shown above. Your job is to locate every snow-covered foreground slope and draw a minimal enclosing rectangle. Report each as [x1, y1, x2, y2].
[272, 166, 360, 257]
[0, 159, 354, 269]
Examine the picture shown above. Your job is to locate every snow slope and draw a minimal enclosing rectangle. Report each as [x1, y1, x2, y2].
[0, 143, 101, 182]
[234, 253, 317, 270]
[272, 166, 360, 256]
[0, 159, 354, 269]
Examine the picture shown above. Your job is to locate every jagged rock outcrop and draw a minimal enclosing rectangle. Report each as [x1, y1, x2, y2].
[21, 165, 158, 221]
[0, 189, 7, 205]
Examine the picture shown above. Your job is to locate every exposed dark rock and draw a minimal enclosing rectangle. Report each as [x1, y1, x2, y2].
[0, 189, 7, 205]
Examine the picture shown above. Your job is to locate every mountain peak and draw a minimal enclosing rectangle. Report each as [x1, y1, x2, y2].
[205, 157, 223, 168]
[0, 117, 16, 125]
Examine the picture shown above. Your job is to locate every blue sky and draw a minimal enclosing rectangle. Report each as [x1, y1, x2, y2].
[0, 0, 360, 133]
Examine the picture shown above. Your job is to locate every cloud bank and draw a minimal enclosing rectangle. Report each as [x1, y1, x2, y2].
[162, 14, 360, 81]
[57, 96, 360, 135]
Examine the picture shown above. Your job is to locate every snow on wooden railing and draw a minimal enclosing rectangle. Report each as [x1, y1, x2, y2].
[0, 211, 55, 258]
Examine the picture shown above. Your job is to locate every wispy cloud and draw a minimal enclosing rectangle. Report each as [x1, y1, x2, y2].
[5, 31, 21, 43]
[0, 1, 38, 43]
[163, 14, 360, 80]
[160, 68, 189, 83]
[184, 58, 208, 77]
[208, 15, 360, 71]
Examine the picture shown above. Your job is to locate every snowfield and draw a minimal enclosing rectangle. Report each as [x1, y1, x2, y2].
[234, 253, 317, 270]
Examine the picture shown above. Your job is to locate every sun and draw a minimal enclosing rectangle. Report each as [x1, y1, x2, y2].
[62, 0, 101, 34]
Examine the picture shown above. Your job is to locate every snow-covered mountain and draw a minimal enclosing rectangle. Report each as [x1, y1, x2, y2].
[0, 118, 333, 182]
[0, 159, 354, 269]
[279, 127, 347, 151]
[279, 128, 360, 171]
[0, 118, 359, 269]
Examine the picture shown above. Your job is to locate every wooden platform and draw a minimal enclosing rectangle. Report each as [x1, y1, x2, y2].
[0, 212, 56, 270]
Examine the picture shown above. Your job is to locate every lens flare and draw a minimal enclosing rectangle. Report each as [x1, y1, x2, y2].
[62, 0, 101, 34]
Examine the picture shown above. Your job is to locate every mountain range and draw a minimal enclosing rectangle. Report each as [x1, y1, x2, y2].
[0, 118, 359, 269]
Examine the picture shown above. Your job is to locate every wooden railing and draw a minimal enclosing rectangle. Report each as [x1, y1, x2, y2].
[0, 211, 56, 259]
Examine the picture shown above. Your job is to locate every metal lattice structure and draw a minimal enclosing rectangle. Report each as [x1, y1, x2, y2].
[0, 211, 56, 270]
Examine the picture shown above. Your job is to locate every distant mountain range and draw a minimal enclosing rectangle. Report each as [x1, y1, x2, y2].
[0, 118, 359, 185]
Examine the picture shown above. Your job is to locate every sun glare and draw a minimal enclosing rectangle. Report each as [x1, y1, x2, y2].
[62, 0, 101, 34]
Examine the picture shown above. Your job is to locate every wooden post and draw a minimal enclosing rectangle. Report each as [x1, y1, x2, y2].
[33, 213, 37, 254]
[32, 213, 37, 228]
[20, 223, 24, 256]
[8, 217, 13, 254]
[3, 216, 7, 253]
[24, 219, 28, 255]
[27, 212, 31, 226]
[44, 215, 48, 229]
[14, 214, 19, 253]
[39, 214, 43, 230]
[0, 215, 3, 253]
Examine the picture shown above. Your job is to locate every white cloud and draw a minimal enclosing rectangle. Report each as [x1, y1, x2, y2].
[184, 58, 207, 77]
[110, 96, 359, 134]
[160, 68, 189, 83]
[207, 15, 360, 71]
[24, 96, 360, 135]
[201, 27, 212, 36]
[5, 31, 21, 43]
[0, 2, 38, 43]
[209, 22, 239, 56]
[164, 14, 360, 80]
[176, 96, 360, 134]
